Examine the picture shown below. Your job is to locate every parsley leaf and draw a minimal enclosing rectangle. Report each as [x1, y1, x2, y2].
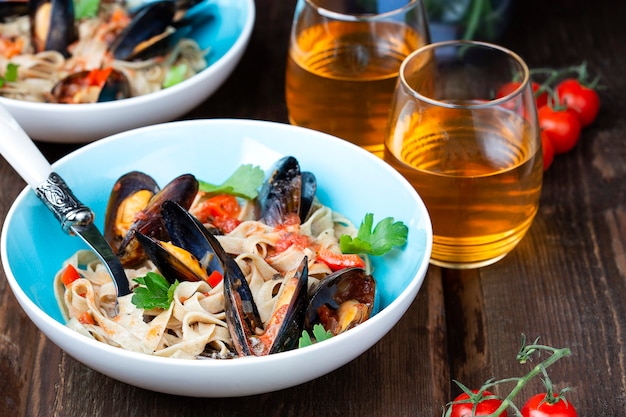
[340, 213, 408, 256]
[74, 0, 100, 19]
[198, 164, 265, 200]
[298, 324, 333, 348]
[131, 272, 179, 310]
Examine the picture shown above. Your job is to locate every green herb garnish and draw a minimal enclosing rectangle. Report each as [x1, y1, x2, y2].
[298, 324, 333, 348]
[198, 164, 265, 200]
[340, 213, 408, 256]
[73, 0, 100, 20]
[131, 272, 179, 310]
[0, 63, 19, 87]
[162, 63, 188, 88]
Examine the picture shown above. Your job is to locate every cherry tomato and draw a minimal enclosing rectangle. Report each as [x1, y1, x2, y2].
[555, 78, 600, 127]
[496, 81, 548, 109]
[540, 131, 554, 171]
[450, 390, 508, 417]
[538, 106, 581, 154]
[521, 393, 578, 417]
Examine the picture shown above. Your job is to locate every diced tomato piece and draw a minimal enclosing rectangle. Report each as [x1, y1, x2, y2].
[78, 312, 95, 325]
[61, 264, 82, 286]
[0, 38, 24, 58]
[207, 270, 223, 287]
[275, 231, 309, 253]
[317, 248, 365, 272]
[86, 67, 113, 87]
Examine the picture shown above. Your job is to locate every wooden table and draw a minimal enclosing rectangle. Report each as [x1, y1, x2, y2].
[2, 0, 625, 415]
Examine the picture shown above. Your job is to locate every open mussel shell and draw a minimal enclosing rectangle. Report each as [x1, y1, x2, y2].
[109, 0, 176, 61]
[135, 232, 209, 284]
[162, 199, 224, 274]
[50, 68, 132, 104]
[116, 173, 198, 267]
[135, 199, 224, 285]
[256, 256, 309, 355]
[256, 156, 317, 226]
[104, 171, 160, 254]
[29, 0, 77, 56]
[305, 268, 376, 336]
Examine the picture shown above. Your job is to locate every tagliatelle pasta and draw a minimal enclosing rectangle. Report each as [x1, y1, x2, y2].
[54, 200, 365, 359]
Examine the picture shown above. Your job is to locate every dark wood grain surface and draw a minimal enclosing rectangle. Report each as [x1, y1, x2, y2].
[1, 0, 625, 415]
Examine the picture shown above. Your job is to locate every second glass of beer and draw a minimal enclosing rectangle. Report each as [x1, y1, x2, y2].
[285, 0, 430, 156]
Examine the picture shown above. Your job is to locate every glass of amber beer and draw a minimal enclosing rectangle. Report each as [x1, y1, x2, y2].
[285, 0, 430, 157]
[385, 41, 543, 268]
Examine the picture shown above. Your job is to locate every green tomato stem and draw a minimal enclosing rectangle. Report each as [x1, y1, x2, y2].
[486, 346, 571, 416]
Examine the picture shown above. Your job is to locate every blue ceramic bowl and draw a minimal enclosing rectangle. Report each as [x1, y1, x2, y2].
[1, 119, 432, 397]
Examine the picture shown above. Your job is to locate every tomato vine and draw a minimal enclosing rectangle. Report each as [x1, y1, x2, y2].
[443, 335, 575, 417]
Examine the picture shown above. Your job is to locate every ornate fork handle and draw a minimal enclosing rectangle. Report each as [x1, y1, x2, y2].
[35, 172, 95, 233]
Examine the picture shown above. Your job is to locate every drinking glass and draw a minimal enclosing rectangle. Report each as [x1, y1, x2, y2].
[285, 0, 430, 156]
[384, 41, 543, 269]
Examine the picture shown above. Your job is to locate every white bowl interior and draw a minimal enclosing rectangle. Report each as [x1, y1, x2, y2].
[0, 0, 255, 143]
[1, 119, 432, 397]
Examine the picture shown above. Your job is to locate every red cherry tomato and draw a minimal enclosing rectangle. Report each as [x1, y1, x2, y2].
[450, 390, 508, 417]
[555, 78, 600, 127]
[521, 393, 578, 417]
[538, 106, 581, 154]
[541, 131, 554, 171]
[496, 81, 548, 109]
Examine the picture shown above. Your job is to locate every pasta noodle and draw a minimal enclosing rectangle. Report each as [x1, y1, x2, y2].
[54, 199, 364, 359]
[0, 3, 208, 103]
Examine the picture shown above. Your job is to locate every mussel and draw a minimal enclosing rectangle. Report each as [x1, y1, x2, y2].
[256, 156, 317, 226]
[305, 268, 376, 336]
[109, 0, 175, 61]
[49, 67, 132, 104]
[108, 0, 212, 62]
[105, 171, 160, 255]
[105, 173, 198, 267]
[29, 0, 77, 56]
[136, 199, 223, 285]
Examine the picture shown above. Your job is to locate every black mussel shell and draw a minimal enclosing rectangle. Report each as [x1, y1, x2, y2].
[305, 267, 376, 336]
